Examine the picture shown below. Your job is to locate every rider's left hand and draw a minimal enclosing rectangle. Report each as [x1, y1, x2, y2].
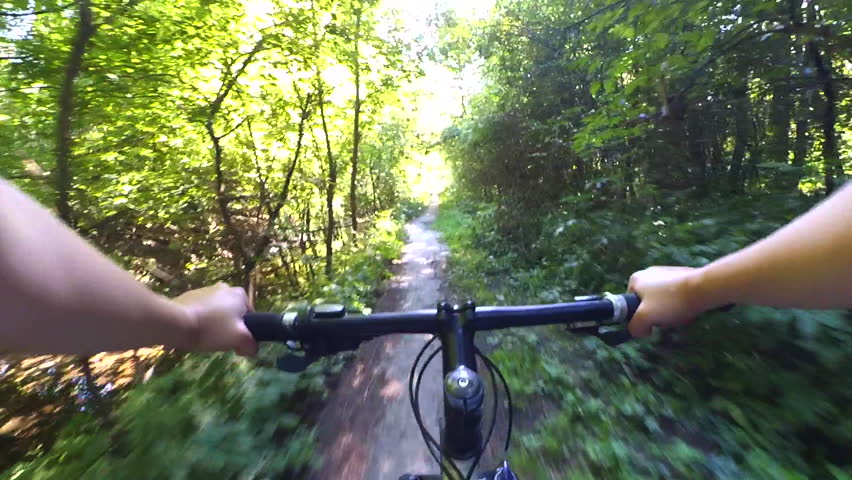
[173, 283, 258, 356]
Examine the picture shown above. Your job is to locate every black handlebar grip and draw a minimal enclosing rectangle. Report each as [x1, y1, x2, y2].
[243, 312, 287, 342]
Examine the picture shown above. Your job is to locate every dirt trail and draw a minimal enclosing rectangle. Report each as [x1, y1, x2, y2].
[310, 204, 448, 479]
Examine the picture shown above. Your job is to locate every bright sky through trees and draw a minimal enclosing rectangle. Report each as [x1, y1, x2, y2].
[380, 0, 494, 197]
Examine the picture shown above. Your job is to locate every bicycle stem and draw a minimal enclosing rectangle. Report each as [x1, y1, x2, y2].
[438, 300, 486, 464]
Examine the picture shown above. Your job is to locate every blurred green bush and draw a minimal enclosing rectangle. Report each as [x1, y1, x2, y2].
[435, 194, 852, 479]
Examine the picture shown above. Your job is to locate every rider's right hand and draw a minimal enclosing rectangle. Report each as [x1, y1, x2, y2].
[627, 266, 707, 338]
[173, 283, 258, 357]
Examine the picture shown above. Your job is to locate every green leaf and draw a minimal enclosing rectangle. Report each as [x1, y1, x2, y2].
[652, 33, 669, 50]
[590, 81, 602, 97]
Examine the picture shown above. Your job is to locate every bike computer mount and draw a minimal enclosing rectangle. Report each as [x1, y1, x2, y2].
[274, 303, 356, 373]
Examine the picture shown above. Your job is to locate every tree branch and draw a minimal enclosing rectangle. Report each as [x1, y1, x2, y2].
[0, 85, 57, 94]
[216, 116, 249, 140]
[679, 23, 779, 96]
[209, 39, 265, 119]
[56, 0, 96, 226]
[246, 88, 314, 267]
[245, 119, 270, 216]
[206, 119, 250, 269]
[511, 0, 630, 52]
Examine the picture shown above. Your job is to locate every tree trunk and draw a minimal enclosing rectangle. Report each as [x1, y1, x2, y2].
[708, 123, 724, 190]
[766, 34, 794, 190]
[792, 98, 809, 170]
[789, 40, 810, 192]
[685, 106, 708, 194]
[207, 121, 246, 276]
[787, 88, 810, 192]
[651, 95, 691, 192]
[304, 206, 317, 280]
[574, 155, 586, 192]
[245, 270, 258, 309]
[349, 1, 363, 233]
[729, 82, 751, 193]
[56, 0, 95, 226]
[745, 139, 762, 190]
[205, 41, 264, 286]
[808, 41, 841, 194]
[299, 207, 308, 255]
[244, 90, 313, 276]
[279, 251, 300, 292]
[369, 157, 380, 211]
[767, 81, 791, 155]
[318, 84, 336, 277]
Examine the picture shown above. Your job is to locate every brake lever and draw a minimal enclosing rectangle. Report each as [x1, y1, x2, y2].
[275, 335, 368, 373]
[277, 351, 316, 373]
[568, 325, 633, 347]
[569, 295, 628, 345]
[597, 329, 633, 347]
[569, 295, 735, 347]
[275, 339, 317, 373]
[599, 303, 737, 347]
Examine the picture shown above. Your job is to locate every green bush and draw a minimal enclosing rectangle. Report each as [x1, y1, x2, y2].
[4, 355, 317, 480]
[396, 198, 429, 222]
[309, 209, 406, 312]
[435, 195, 852, 479]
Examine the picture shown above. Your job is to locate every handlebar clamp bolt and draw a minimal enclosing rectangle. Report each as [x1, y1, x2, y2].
[445, 366, 483, 400]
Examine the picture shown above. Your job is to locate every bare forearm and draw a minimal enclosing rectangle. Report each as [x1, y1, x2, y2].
[692, 183, 852, 311]
[0, 180, 194, 354]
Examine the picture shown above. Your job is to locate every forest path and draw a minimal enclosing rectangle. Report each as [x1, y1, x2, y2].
[310, 204, 448, 479]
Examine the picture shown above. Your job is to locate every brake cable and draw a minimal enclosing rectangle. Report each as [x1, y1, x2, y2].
[465, 348, 499, 479]
[409, 337, 514, 480]
[477, 346, 513, 453]
[409, 336, 464, 479]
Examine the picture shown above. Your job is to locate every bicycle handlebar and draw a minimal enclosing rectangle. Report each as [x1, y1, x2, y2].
[244, 293, 641, 346]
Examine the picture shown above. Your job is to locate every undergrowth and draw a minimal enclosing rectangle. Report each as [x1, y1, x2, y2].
[2, 212, 408, 480]
[434, 194, 852, 480]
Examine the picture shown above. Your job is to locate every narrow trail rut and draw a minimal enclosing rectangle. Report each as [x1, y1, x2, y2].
[310, 204, 448, 479]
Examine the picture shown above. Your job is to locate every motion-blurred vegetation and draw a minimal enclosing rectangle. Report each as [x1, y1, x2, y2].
[436, 197, 851, 479]
[435, 0, 851, 478]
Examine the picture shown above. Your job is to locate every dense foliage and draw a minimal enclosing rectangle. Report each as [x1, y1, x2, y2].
[2, 0, 419, 295]
[436, 0, 851, 478]
[440, 0, 850, 238]
[1, 0, 423, 475]
[6, 353, 325, 479]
